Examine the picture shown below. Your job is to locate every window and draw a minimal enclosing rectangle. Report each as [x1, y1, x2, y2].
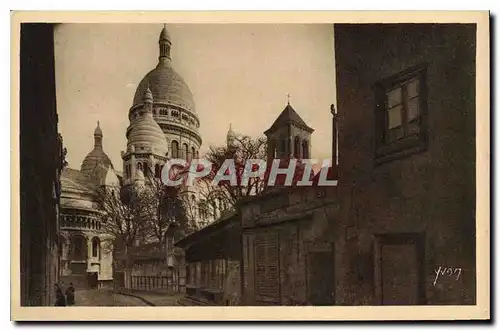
[302, 140, 309, 159]
[294, 136, 301, 158]
[191, 147, 196, 160]
[171, 141, 179, 158]
[183, 143, 189, 161]
[92, 237, 100, 258]
[279, 138, 286, 156]
[70, 235, 87, 261]
[374, 64, 428, 163]
[155, 164, 161, 178]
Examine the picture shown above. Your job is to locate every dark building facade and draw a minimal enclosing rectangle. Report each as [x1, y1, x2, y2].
[334, 24, 476, 305]
[20, 23, 65, 306]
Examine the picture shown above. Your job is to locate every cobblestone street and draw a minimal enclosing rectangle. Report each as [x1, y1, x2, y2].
[73, 289, 148, 306]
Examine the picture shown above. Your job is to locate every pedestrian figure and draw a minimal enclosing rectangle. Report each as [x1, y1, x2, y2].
[66, 282, 75, 306]
[54, 284, 66, 307]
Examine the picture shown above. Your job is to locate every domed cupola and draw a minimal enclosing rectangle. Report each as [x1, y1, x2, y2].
[131, 24, 197, 115]
[81, 121, 113, 176]
[129, 24, 202, 154]
[126, 86, 169, 157]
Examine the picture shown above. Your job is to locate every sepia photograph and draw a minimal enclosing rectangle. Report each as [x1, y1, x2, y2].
[12, 11, 490, 321]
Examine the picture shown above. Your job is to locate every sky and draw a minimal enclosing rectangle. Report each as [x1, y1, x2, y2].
[54, 23, 337, 171]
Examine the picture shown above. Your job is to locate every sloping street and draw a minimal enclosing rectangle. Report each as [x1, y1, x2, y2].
[73, 289, 148, 306]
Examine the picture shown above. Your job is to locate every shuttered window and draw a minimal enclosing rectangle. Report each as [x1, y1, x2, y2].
[254, 232, 280, 304]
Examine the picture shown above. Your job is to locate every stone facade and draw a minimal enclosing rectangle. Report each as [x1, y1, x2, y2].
[59, 167, 116, 289]
[334, 24, 476, 305]
[20, 23, 64, 306]
[58, 122, 118, 289]
[240, 186, 338, 305]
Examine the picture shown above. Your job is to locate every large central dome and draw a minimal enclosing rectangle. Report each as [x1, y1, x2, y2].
[132, 63, 196, 113]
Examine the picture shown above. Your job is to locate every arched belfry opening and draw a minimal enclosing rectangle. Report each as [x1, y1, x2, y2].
[264, 101, 314, 163]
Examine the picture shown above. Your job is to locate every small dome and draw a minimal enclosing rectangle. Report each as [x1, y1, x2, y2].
[81, 149, 113, 176]
[159, 24, 171, 42]
[227, 123, 236, 138]
[127, 112, 168, 156]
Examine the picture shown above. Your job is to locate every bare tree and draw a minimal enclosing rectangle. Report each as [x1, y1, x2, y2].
[95, 184, 149, 270]
[141, 166, 194, 244]
[203, 134, 267, 208]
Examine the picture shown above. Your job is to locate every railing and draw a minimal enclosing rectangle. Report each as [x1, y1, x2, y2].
[130, 275, 178, 292]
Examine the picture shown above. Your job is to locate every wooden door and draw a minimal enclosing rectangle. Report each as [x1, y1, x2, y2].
[307, 250, 335, 305]
[375, 233, 425, 305]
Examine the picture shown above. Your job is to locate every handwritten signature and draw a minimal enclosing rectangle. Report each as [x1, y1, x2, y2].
[433, 266, 462, 286]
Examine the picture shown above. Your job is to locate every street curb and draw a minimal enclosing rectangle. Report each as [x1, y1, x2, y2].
[116, 290, 156, 306]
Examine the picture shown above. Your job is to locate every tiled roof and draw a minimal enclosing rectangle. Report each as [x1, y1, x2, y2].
[61, 168, 97, 193]
[265, 104, 314, 134]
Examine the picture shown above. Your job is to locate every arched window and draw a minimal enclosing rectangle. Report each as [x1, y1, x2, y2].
[183, 143, 189, 161]
[137, 162, 143, 171]
[280, 138, 286, 156]
[268, 140, 276, 159]
[70, 235, 87, 261]
[302, 140, 309, 159]
[155, 164, 161, 178]
[191, 147, 196, 160]
[171, 141, 179, 158]
[92, 237, 100, 258]
[294, 136, 301, 159]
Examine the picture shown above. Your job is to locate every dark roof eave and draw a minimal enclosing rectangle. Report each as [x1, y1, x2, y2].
[175, 214, 237, 248]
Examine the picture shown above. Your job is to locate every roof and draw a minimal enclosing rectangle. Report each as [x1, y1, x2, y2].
[265, 103, 314, 134]
[61, 168, 97, 193]
[132, 62, 196, 114]
[80, 148, 113, 176]
[175, 210, 238, 248]
[159, 24, 171, 42]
